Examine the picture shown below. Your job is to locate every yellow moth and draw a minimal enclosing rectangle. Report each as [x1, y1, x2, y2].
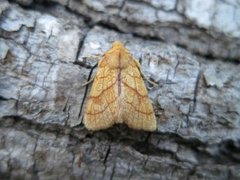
[84, 41, 156, 131]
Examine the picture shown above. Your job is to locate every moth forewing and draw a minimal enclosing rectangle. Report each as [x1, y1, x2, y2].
[84, 41, 156, 131]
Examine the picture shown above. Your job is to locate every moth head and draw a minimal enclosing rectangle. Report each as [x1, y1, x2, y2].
[112, 41, 124, 48]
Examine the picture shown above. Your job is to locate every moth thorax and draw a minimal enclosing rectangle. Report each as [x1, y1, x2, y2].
[106, 48, 129, 69]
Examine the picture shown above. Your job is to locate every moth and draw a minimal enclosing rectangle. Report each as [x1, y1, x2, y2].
[84, 41, 156, 131]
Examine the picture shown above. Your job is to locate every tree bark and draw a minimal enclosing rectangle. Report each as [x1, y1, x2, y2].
[0, 0, 239, 179]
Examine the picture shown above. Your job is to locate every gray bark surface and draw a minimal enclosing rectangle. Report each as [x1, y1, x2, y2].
[0, 0, 239, 179]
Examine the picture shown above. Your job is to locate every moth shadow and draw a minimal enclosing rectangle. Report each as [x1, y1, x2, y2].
[86, 124, 159, 154]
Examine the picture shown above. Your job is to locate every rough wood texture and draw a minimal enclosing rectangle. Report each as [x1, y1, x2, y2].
[0, 1, 240, 179]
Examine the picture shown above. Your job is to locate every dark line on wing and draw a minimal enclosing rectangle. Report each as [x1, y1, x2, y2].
[86, 96, 118, 115]
[122, 81, 148, 97]
[118, 51, 122, 96]
[124, 71, 142, 79]
[124, 101, 153, 115]
[97, 74, 112, 79]
[103, 94, 115, 117]
[88, 78, 118, 98]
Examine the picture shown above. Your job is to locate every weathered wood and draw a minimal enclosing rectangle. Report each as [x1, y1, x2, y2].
[0, 1, 239, 179]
